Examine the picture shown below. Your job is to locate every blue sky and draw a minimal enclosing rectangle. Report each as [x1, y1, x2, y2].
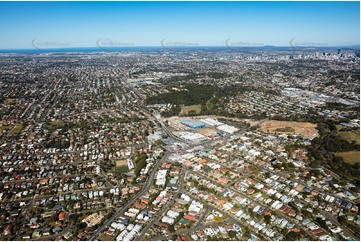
[0, 1, 359, 49]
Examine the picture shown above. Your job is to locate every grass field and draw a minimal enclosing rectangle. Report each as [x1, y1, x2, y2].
[115, 159, 129, 173]
[338, 130, 360, 144]
[0, 125, 10, 132]
[336, 151, 360, 164]
[10, 123, 24, 136]
[115, 159, 127, 167]
[179, 104, 202, 116]
[49, 120, 65, 127]
[4, 98, 16, 105]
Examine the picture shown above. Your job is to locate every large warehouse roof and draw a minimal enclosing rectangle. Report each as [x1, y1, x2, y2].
[179, 118, 205, 128]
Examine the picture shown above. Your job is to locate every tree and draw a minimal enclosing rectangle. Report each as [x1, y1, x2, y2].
[76, 222, 87, 230]
[285, 231, 300, 240]
[264, 215, 271, 223]
[168, 225, 175, 233]
[134, 153, 148, 175]
[337, 215, 348, 224]
[243, 229, 251, 238]
[228, 231, 237, 238]
[301, 209, 312, 218]
[316, 217, 328, 231]
[290, 172, 296, 179]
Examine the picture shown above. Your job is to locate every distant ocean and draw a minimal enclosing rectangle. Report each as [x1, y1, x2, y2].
[0, 46, 227, 54]
[0, 45, 359, 54]
[0, 47, 162, 54]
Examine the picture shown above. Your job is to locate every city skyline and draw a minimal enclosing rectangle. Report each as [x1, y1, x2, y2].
[0, 1, 359, 49]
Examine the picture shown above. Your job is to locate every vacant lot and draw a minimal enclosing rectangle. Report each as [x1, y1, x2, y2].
[338, 130, 360, 144]
[179, 104, 202, 116]
[337, 151, 360, 164]
[275, 127, 295, 132]
[196, 127, 217, 137]
[259, 120, 318, 139]
[242, 119, 260, 127]
[98, 234, 116, 241]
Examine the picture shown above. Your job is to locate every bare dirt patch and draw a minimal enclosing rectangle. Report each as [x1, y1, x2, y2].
[196, 127, 217, 137]
[242, 119, 260, 126]
[179, 104, 202, 116]
[259, 120, 318, 139]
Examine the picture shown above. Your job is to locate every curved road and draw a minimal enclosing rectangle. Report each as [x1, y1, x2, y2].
[89, 152, 169, 240]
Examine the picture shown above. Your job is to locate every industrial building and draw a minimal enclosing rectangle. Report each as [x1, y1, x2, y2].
[217, 124, 239, 134]
[199, 118, 224, 127]
[179, 118, 205, 129]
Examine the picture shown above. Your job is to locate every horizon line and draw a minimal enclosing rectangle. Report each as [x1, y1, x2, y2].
[0, 44, 360, 51]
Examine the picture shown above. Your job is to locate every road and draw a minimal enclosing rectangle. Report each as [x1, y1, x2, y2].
[1, 185, 116, 205]
[257, 165, 357, 207]
[89, 152, 169, 240]
[134, 118, 268, 241]
[134, 200, 176, 240]
[194, 206, 211, 230]
[184, 167, 315, 239]
[135, 168, 187, 240]
[80, 107, 353, 241]
[14, 196, 35, 240]
[151, 219, 232, 241]
[185, 192, 266, 241]
[242, 167, 356, 239]
[35, 221, 74, 241]
[318, 210, 356, 239]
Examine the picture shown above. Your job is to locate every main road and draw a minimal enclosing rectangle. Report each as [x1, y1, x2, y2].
[89, 152, 169, 240]
[183, 167, 315, 239]
[134, 169, 187, 240]
[90, 83, 268, 241]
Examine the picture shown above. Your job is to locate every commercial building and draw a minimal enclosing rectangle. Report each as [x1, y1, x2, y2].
[179, 118, 205, 129]
[155, 170, 168, 187]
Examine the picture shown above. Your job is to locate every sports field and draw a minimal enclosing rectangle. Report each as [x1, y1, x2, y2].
[336, 151, 360, 164]
[338, 130, 360, 144]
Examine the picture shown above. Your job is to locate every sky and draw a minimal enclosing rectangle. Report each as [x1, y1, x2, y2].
[0, 1, 359, 49]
